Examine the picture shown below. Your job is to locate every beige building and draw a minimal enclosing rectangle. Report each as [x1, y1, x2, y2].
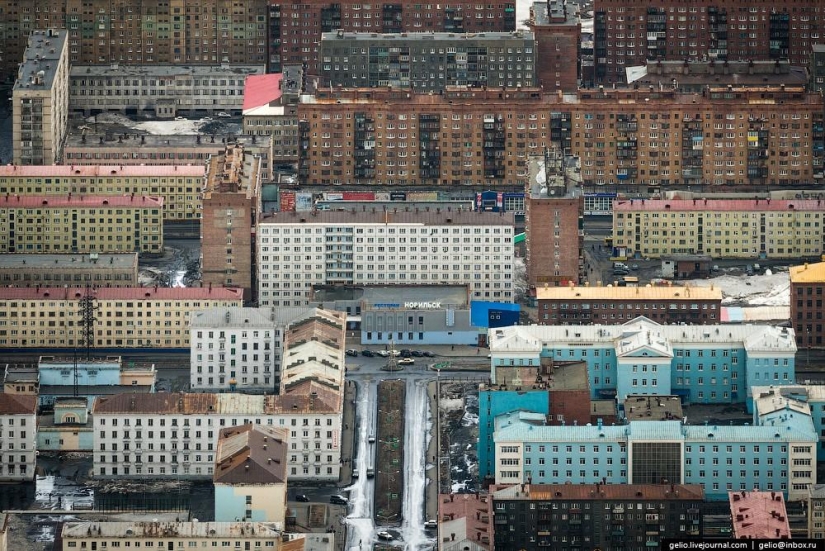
[12, 29, 69, 165]
[59, 522, 305, 551]
[0, 165, 202, 223]
[0, 253, 138, 287]
[0, 195, 163, 254]
[0, 394, 38, 482]
[0, 286, 243, 351]
[69, 64, 264, 117]
[613, 198, 825, 260]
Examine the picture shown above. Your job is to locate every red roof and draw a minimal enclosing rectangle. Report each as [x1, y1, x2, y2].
[729, 491, 790, 539]
[0, 286, 244, 301]
[0, 195, 163, 208]
[243, 74, 283, 111]
[0, 165, 204, 178]
[615, 198, 825, 212]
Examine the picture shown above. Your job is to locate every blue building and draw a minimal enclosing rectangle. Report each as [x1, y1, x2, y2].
[492, 413, 817, 502]
[752, 385, 825, 457]
[488, 317, 796, 405]
[37, 356, 156, 407]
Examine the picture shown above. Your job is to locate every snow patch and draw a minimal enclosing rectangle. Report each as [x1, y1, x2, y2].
[441, 398, 464, 412]
[685, 272, 790, 307]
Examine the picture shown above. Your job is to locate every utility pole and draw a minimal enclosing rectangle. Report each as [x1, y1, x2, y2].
[78, 284, 98, 360]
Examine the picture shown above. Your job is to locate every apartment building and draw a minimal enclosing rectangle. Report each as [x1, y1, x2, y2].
[0, 0, 270, 76]
[809, 484, 825, 539]
[491, 483, 704, 550]
[0, 195, 163, 254]
[0, 253, 138, 287]
[0, 286, 243, 351]
[12, 29, 69, 166]
[318, 31, 536, 91]
[269, 0, 517, 75]
[613, 198, 825, 260]
[528, 0, 581, 93]
[59, 522, 304, 551]
[189, 306, 325, 392]
[257, 210, 515, 307]
[730, 491, 791, 539]
[790, 262, 825, 349]
[201, 145, 262, 298]
[593, 1, 825, 85]
[242, 73, 300, 164]
[750, 385, 825, 458]
[69, 64, 264, 117]
[0, 394, 37, 482]
[0, 165, 203, 223]
[813, 45, 825, 93]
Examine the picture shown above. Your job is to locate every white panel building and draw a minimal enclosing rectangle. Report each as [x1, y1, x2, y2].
[256, 210, 516, 307]
[0, 394, 38, 482]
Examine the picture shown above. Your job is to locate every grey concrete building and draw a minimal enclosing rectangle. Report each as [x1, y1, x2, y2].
[0, 253, 138, 287]
[319, 30, 535, 91]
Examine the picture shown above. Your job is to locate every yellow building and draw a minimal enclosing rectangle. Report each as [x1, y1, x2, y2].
[0, 286, 243, 350]
[613, 198, 825, 259]
[0, 165, 203, 222]
[0, 195, 163, 254]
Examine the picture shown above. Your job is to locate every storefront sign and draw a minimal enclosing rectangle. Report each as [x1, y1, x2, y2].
[404, 301, 442, 309]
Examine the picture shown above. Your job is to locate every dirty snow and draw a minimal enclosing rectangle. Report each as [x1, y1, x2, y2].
[441, 398, 464, 412]
[86, 113, 205, 135]
[686, 271, 790, 307]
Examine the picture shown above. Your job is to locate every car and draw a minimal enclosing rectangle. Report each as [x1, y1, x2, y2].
[368, 435, 376, 443]
[295, 494, 310, 502]
[612, 269, 630, 276]
[376, 350, 389, 357]
[366, 468, 375, 478]
[174, 116, 186, 121]
[345, 349, 359, 357]
[377, 532, 393, 541]
[361, 350, 374, 357]
[400, 349, 412, 357]
[352, 469, 360, 479]
[329, 495, 349, 505]
[411, 350, 424, 357]
[398, 357, 415, 365]
[422, 351, 435, 357]
[424, 520, 438, 530]
[388, 349, 401, 357]
[217, 111, 232, 118]
[630, 263, 639, 270]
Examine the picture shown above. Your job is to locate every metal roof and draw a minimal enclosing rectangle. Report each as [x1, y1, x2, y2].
[259, 209, 516, 227]
[790, 262, 825, 283]
[0, 286, 243, 301]
[614, 199, 825, 212]
[13, 30, 67, 93]
[0, 195, 163, 208]
[0, 165, 204, 178]
[61, 521, 287, 539]
[0, 253, 137, 270]
[536, 285, 722, 301]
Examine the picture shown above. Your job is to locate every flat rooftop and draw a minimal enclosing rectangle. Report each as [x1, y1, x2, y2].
[14, 29, 67, 93]
[70, 64, 265, 78]
[790, 262, 825, 284]
[629, 61, 808, 88]
[491, 483, 704, 501]
[0, 286, 243, 301]
[730, 491, 790, 539]
[623, 395, 683, 422]
[614, 198, 825, 212]
[531, 0, 579, 26]
[536, 285, 722, 301]
[61, 521, 286, 539]
[484, 361, 589, 392]
[0, 253, 137, 270]
[311, 284, 469, 307]
[0, 195, 163, 209]
[322, 30, 534, 42]
[65, 131, 269, 151]
[259, 209, 515, 227]
[0, 164, 204, 178]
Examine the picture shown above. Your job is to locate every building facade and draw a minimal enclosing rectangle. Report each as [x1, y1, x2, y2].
[69, 64, 264, 117]
[0, 165, 203, 223]
[318, 31, 536, 91]
[528, 0, 581, 93]
[593, 0, 825, 85]
[0, 394, 37, 482]
[491, 483, 704, 551]
[751, 385, 825, 458]
[535, 285, 723, 325]
[0, 195, 163, 254]
[257, 211, 515, 307]
[0, 286, 243, 351]
[0, 253, 138, 287]
[12, 29, 69, 166]
[37, 397, 94, 452]
[813, 45, 825, 93]
[242, 73, 300, 164]
[614, 199, 825, 260]
[790, 262, 825, 349]
[808, 484, 825, 539]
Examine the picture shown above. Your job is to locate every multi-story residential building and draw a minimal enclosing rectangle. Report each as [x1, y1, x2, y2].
[528, 0, 580, 93]
[0, 165, 202, 223]
[751, 385, 825, 458]
[613, 199, 825, 260]
[214, 424, 289, 523]
[491, 414, 817, 501]
[37, 397, 94, 452]
[487, 317, 795, 409]
[629, 60, 809, 94]
[0, 253, 138, 287]
[58, 522, 305, 551]
[808, 484, 825, 539]
[593, 0, 825, 85]
[242, 73, 300, 165]
[0, 0, 270, 76]
[257, 210, 515, 307]
[730, 491, 791, 539]
[190, 306, 325, 392]
[812, 45, 825, 93]
[0, 394, 37, 482]
[437, 493, 493, 550]
[94, 310, 345, 481]
[269, 0, 517, 75]
[525, 152, 583, 290]
[69, 65, 264, 117]
[790, 262, 825, 349]
[63, 134, 272, 182]
[0, 286, 243, 351]
[535, 284, 723, 325]
[490, 483, 704, 550]
[12, 29, 69, 166]
[0, 195, 163, 254]
[318, 31, 536, 91]
[201, 145, 262, 298]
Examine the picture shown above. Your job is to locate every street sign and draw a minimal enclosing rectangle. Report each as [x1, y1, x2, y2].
[432, 361, 452, 371]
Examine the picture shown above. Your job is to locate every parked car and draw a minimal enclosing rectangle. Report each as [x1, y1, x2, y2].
[368, 435, 376, 443]
[411, 350, 424, 357]
[295, 494, 310, 502]
[398, 357, 415, 365]
[424, 520, 438, 530]
[366, 468, 375, 478]
[345, 349, 359, 357]
[388, 349, 401, 357]
[377, 532, 393, 541]
[330, 495, 349, 505]
[400, 349, 412, 357]
[376, 350, 390, 357]
[422, 351, 435, 357]
[352, 469, 360, 479]
[361, 349, 374, 357]
[217, 111, 232, 118]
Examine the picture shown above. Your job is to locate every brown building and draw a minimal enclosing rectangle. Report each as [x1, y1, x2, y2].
[201, 145, 261, 301]
[593, 0, 825, 85]
[790, 262, 825, 349]
[0, 0, 269, 76]
[529, 0, 581, 93]
[535, 284, 723, 325]
[525, 152, 583, 292]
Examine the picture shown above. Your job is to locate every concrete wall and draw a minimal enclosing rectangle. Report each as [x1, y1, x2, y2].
[214, 483, 287, 523]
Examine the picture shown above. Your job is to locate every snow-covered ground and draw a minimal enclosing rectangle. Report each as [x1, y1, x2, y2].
[686, 271, 790, 307]
[87, 113, 205, 135]
[345, 382, 377, 551]
[399, 379, 434, 551]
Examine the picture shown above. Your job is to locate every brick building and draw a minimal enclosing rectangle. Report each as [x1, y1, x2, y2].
[528, 0, 581, 93]
[790, 262, 825, 349]
[535, 285, 723, 325]
[593, 0, 825, 85]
